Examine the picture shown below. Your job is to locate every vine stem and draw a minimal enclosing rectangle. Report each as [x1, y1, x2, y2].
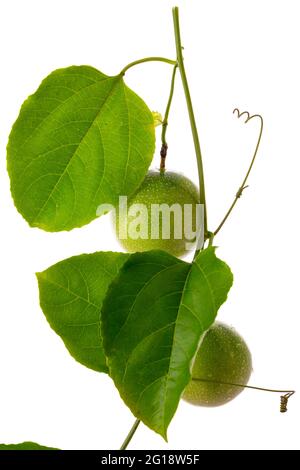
[120, 57, 177, 75]
[214, 110, 264, 236]
[120, 8, 207, 450]
[172, 7, 208, 245]
[120, 419, 140, 450]
[160, 64, 178, 172]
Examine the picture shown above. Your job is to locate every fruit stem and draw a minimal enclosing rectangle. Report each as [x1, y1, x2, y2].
[214, 110, 263, 237]
[120, 57, 177, 75]
[120, 419, 140, 450]
[172, 7, 208, 245]
[160, 64, 178, 172]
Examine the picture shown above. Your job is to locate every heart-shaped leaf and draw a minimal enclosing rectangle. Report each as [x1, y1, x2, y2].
[37, 252, 129, 372]
[0, 442, 58, 450]
[101, 247, 233, 438]
[7, 66, 155, 231]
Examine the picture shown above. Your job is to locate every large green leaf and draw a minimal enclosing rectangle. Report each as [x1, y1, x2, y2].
[37, 252, 129, 372]
[7, 65, 155, 231]
[101, 247, 233, 438]
[0, 442, 58, 450]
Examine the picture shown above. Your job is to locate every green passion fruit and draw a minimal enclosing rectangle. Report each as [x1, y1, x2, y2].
[183, 322, 252, 407]
[115, 171, 200, 257]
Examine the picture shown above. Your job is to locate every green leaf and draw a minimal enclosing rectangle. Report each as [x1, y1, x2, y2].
[0, 442, 58, 450]
[101, 247, 233, 438]
[7, 66, 155, 231]
[37, 252, 129, 372]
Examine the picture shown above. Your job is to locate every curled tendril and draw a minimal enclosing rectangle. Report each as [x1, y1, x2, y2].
[280, 391, 295, 413]
[233, 108, 251, 122]
[233, 107, 263, 126]
[213, 108, 264, 237]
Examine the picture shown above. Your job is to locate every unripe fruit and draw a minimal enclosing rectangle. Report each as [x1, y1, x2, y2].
[183, 322, 252, 407]
[115, 170, 200, 257]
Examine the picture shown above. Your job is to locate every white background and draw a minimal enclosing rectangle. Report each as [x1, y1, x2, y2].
[0, 0, 299, 451]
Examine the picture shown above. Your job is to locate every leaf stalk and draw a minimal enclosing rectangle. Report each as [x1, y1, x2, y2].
[120, 419, 140, 450]
[120, 57, 177, 75]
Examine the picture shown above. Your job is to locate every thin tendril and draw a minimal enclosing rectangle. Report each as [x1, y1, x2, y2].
[192, 377, 295, 413]
[192, 377, 294, 394]
[214, 108, 264, 237]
